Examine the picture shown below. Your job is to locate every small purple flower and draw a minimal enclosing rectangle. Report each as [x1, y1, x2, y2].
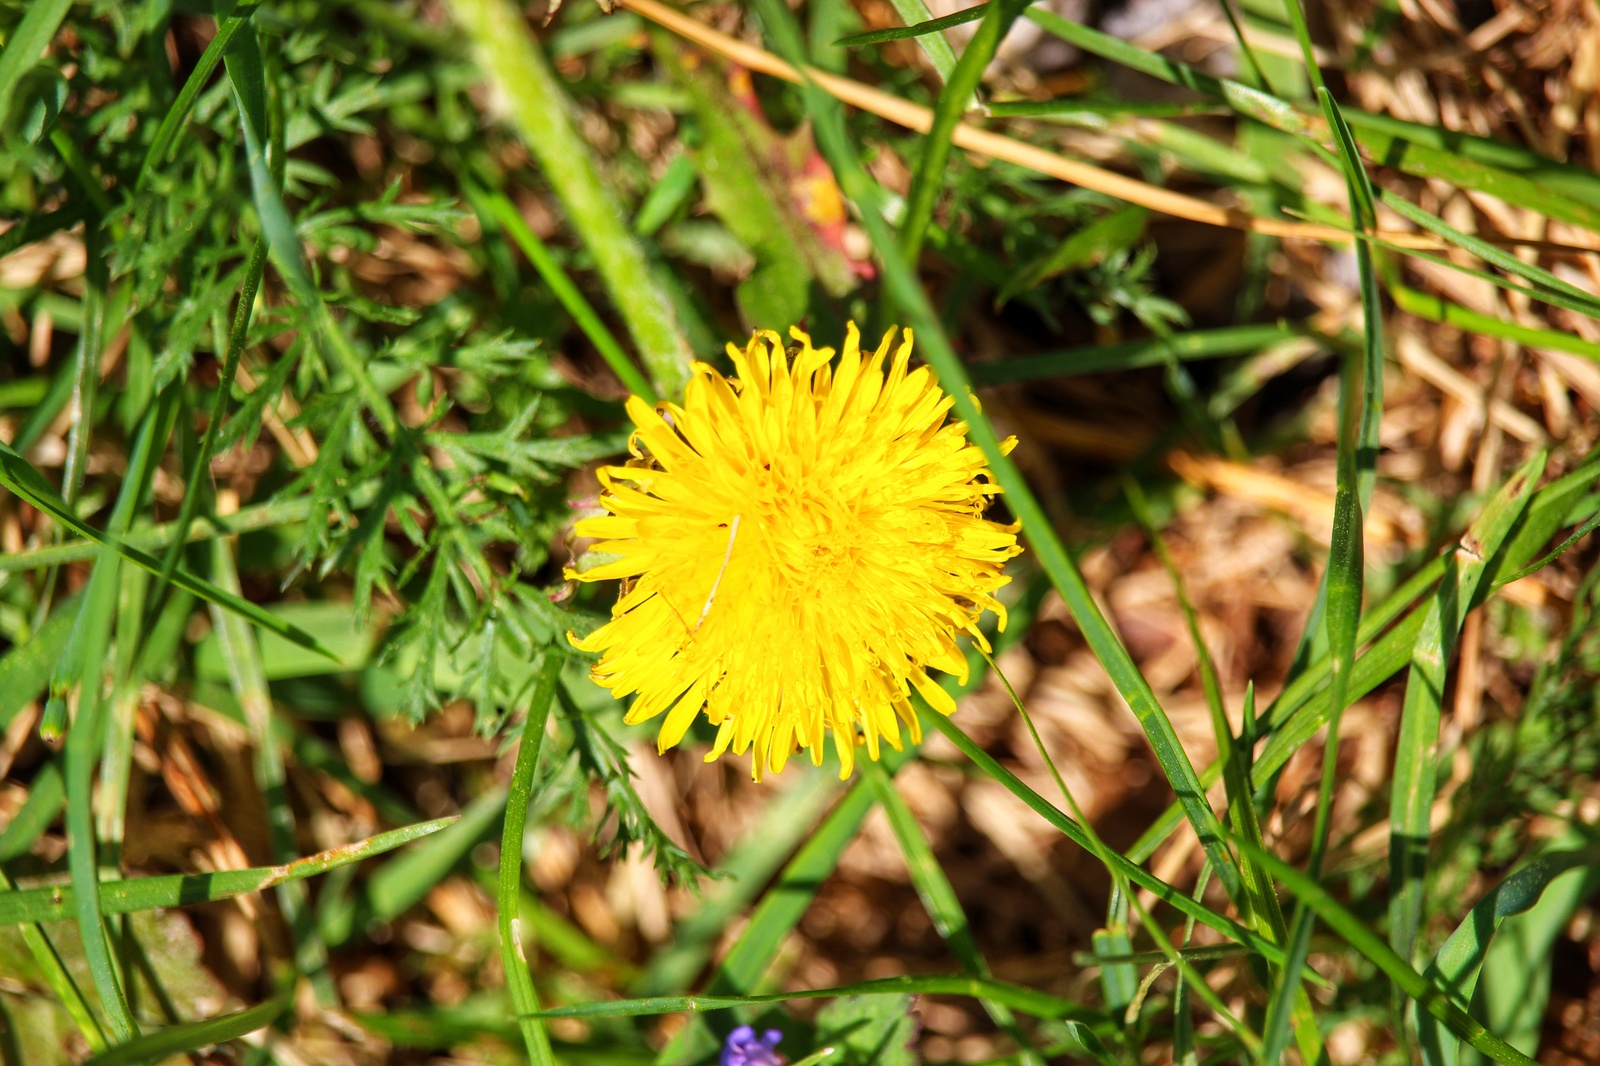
[720, 1024, 786, 1066]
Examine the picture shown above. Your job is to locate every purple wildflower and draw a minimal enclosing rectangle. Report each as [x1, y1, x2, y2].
[720, 1024, 786, 1066]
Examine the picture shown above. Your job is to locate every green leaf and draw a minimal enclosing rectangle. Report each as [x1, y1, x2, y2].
[498, 655, 563, 1066]
[1419, 840, 1600, 1066]
[1389, 453, 1545, 972]
[83, 997, 289, 1066]
[0, 0, 72, 120]
[0, 819, 454, 924]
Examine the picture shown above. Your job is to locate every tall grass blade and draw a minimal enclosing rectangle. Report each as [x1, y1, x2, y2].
[499, 654, 564, 1066]
[1389, 454, 1545, 978]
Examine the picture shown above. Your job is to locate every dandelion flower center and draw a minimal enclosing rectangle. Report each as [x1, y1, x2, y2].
[567, 324, 1022, 779]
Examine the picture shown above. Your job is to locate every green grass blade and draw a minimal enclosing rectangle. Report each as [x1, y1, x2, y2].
[0, 819, 454, 924]
[207, 537, 336, 1000]
[1418, 841, 1600, 1066]
[898, 0, 1023, 264]
[499, 654, 563, 1066]
[0, 866, 108, 1052]
[995, 205, 1148, 308]
[0, 0, 72, 116]
[83, 996, 289, 1066]
[708, 778, 880, 994]
[0, 442, 338, 660]
[472, 185, 655, 400]
[1261, 84, 1381, 1066]
[535, 973, 1102, 1023]
[1389, 454, 1545, 973]
[959, 322, 1307, 385]
[0, 492, 330, 574]
[877, 0, 965, 83]
[926, 715, 1297, 971]
[448, 0, 691, 397]
[135, 0, 264, 187]
[834, 4, 985, 49]
[150, 240, 267, 613]
[1236, 839, 1538, 1066]
[1391, 284, 1600, 361]
[0, 761, 65, 863]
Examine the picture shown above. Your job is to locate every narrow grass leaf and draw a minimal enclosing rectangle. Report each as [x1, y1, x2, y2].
[473, 185, 655, 400]
[535, 973, 1102, 1023]
[448, 0, 692, 396]
[1236, 839, 1538, 1066]
[499, 654, 564, 1066]
[0, 0, 72, 114]
[83, 997, 289, 1066]
[135, 0, 264, 186]
[632, 772, 843, 995]
[878, 0, 964, 83]
[1389, 453, 1545, 974]
[899, 0, 1025, 264]
[834, 4, 986, 48]
[1419, 841, 1600, 1066]
[969, 322, 1305, 385]
[864, 760, 1042, 1065]
[0, 819, 454, 924]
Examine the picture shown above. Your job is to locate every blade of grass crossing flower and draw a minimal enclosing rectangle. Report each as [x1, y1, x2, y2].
[448, 0, 691, 397]
[898, 0, 1025, 265]
[0, 819, 454, 924]
[1389, 454, 1545, 978]
[1235, 838, 1538, 1066]
[499, 653, 563, 1066]
[82, 997, 289, 1066]
[863, 760, 1043, 1066]
[472, 185, 655, 401]
[208, 536, 337, 1002]
[0, 443, 338, 660]
[1263, 84, 1382, 1066]
[1417, 841, 1600, 1066]
[748, 0, 1245, 915]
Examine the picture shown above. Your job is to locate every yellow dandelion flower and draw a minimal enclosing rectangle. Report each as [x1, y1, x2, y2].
[566, 323, 1022, 780]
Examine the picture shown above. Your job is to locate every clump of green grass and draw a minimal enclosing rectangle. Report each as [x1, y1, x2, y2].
[2, 0, 1599, 1063]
